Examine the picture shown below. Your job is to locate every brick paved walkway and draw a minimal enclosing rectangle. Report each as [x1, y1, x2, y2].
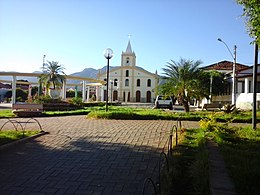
[0, 116, 200, 194]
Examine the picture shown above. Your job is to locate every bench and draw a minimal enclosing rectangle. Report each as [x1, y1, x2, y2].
[202, 103, 221, 111]
[12, 103, 43, 117]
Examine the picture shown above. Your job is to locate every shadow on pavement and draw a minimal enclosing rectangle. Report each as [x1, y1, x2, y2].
[0, 132, 168, 194]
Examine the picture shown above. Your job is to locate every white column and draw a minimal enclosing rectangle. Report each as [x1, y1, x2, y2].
[245, 78, 249, 94]
[82, 81, 86, 102]
[87, 86, 90, 102]
[62, 82, 66, 100]
[101, 86, 104, 101]
[28, 85, 32, 101]
[96, 86, 99, 101]
[12, 76, 17, 104]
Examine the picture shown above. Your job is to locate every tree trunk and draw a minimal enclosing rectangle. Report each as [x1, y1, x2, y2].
[183, 100, 190, 112]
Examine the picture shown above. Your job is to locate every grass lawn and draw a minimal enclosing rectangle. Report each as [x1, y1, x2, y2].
[1, 106, 260, 123]
[163, 117, 260, 195]
[161, 128, 209, 194]
[86, 106, 260, 123]
[0, 130, 41, 146]
[213, 126, 260, 195]
[0, 110, 15, 118]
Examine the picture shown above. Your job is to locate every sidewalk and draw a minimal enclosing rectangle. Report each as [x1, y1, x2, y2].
[0, 116, 244, 194]
[207, 139, 237, 195]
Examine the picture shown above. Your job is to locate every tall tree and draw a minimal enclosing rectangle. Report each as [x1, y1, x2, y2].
[39, 61, 66, 90]
[236, 0, 260, 44]
[161, 58, 203, 112]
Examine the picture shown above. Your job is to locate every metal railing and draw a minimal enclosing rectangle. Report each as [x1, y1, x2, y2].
[0, 118, 43, 137]
[142, 119, 182, 194]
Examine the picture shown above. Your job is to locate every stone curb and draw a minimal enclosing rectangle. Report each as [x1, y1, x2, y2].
[0, 131, 49, 152]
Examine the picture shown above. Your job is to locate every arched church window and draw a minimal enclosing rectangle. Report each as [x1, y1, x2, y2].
[137, 79, 140, 87]
[147, 79, 151, 87]
[125, 79, 129, 87]
[114, 79, 118, 87]
[126, 70, 129, 77]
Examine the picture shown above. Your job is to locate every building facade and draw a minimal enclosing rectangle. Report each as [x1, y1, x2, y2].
[202, 60, 249, 104]
[235, 64, 260, 110]
[97, 40, 159, 103]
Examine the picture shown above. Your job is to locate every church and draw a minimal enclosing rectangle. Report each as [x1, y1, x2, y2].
[97, 40, 159, 103]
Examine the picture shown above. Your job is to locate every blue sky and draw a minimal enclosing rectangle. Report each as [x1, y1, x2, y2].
[0, 0, 255, 75]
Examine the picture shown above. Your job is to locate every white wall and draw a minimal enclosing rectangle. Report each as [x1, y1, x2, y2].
[236, 93, 260, 110]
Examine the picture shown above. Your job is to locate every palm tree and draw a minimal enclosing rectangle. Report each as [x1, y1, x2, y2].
[161, 58, 203, 112]
[39, 61, 66, 91]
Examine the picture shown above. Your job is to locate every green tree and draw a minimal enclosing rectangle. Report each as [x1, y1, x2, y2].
[236, 0, 260, 44]
[39, 61, 66, 90]
[161, 58, 203, 112]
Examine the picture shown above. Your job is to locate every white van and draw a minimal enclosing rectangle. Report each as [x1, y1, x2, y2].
[155, 95, 173, 110]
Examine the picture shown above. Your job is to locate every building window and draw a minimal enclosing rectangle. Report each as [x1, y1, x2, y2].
[114, 79, 118, 87]
[147, 79, 151, 87]
[126, 70, 129, 77]
[126, 57, 130, 65]
[125, 79, 129, 87]
[137, 79, 140, 87]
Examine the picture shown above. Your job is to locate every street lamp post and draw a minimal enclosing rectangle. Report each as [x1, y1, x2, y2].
[104, 48, 113, 112]
[38, 54, 46, 96]
[218, 38, 237, 105]
[110, 80, 113, 103]
[43, 55, 46, 72]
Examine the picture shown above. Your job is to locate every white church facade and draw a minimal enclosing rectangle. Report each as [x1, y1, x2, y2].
[97, 40, 159, 103]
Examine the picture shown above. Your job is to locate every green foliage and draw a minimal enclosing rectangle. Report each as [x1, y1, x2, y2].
[4, 89, 28, 102]
[222, 104, 239, 114]
[33, 95, 63, 104]
[39, 61, 66, 90]
[0, 130, 41, 145]
[167, 128, 209, 194]
[86, 107, 201, 120]
[69, 97, 83, 106]
[0, 110, 15, 118]
[161, 58, 203, 112]
[44, 109, 90, 116]
[236, 0, 260, 44]
[83, 102, 106, 107]
[199, 114, 219, 132]
[211, 124, 260, 194]
[66, 90, 82, 98]
[31, 86, 38, 97]
[16, 88, 28, 102]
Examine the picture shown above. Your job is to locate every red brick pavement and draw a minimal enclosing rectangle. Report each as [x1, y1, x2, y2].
[0, 116, 200, 194]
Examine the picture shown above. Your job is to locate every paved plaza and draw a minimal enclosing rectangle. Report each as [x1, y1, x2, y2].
[0, 116, 200, 194]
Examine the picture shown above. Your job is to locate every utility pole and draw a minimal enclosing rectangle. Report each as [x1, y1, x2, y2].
[252, 43, 258, 130]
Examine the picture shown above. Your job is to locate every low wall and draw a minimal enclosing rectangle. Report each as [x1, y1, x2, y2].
[236, 93, 260, 110]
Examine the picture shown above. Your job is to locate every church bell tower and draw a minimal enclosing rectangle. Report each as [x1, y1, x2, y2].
[121, 40, 136, 67]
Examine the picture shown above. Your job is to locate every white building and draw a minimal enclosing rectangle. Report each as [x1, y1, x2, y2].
[97, 40, 159, 103]
[202, 60, 249, 105]
[236, 64, 260, 110]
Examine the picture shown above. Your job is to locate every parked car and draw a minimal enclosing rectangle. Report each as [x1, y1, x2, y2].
[155, 95, 173, 110]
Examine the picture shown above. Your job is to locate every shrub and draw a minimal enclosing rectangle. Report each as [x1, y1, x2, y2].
[199, 114, 219, 132]
[33, 95, 63, 104]
[222, 104, 239, 114]
[69, 97, 83, 106]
